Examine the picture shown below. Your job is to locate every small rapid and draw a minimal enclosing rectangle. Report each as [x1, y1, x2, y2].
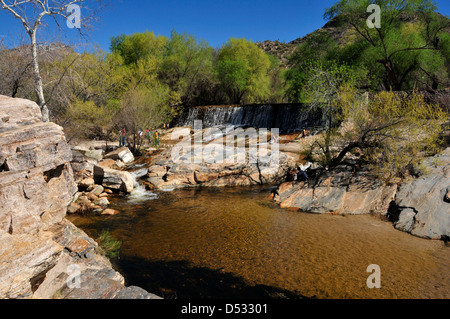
[128, 167, 158, 204]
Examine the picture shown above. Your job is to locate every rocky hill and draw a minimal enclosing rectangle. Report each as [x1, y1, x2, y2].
[256, 12, 450, 68]
[255, 16, 347, 67]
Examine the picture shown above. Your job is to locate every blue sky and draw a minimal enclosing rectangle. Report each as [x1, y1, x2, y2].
[1, 0, 449, 52]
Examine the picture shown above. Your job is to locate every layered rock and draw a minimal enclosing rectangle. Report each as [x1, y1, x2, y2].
[0, 95, 159, 299]
[146, 142, 296, 190]
[104, 146, 135, 164]
[93, 165, 134, 193]
[275, 166, 396, 216]
[0, 101, 77, 234]
[275, 148, 450, 240]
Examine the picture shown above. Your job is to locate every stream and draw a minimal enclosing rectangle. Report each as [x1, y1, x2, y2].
[68, 178, 449, 299]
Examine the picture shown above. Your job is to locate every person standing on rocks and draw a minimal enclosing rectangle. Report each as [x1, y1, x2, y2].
[301, 129, 308, 138]
[120, 128, 127, 147]
[154, 131, 160, 147]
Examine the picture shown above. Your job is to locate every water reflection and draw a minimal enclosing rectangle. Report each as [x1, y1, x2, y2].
[68, 186, 449, 299]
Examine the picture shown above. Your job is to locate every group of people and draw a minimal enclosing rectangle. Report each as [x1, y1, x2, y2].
[272, 161, 313, 200]
[119, 128, 161, 148]
[285, 162, 312, 183]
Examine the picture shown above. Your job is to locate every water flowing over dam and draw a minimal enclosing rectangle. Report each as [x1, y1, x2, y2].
[176, 104, 325, 133]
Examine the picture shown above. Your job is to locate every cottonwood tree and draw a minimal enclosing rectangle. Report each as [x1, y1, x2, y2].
[0, 0, 105, 121]
[159, 30, 214, 106]
[215, 38, 272, 104]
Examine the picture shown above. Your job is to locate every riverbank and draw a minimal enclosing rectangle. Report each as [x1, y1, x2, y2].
[68, 125, 450, 241]
[66, 126, 449, 298]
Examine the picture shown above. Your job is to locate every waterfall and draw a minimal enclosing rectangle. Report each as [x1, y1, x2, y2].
[128, 168, 158, 203]
[177, 104, 325, 133]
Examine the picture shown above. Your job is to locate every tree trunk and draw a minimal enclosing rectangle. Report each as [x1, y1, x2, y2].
[30, 31, 49, 122]
[380, 60, 401, 91]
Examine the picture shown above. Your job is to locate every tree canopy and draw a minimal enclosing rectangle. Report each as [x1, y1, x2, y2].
[1, 0, 448, 154]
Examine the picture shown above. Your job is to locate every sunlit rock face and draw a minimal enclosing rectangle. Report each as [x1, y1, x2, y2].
[0, 95, 77, 235]
[0, 95, 158, 299]
[390, 148, 450, 239]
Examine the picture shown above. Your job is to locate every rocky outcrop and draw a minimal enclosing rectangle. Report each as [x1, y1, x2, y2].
[275, 166, 397, 215]
[0, 97, 77, 235]
[275, 148, 450, 240]
[104, 146, 135, 164]
[66, 144, 137, 215]
[389, 148, 450, 239]
[146, 142, 296, 190]
[0, 95, 159, 299]
[93, 165, 134, 193]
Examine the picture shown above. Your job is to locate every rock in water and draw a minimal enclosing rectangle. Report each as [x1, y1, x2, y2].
[275, 167, 397, 216]
[93, 165, 134, 193]
[104, 146, 135, 164]
[393, 148, 450, 239]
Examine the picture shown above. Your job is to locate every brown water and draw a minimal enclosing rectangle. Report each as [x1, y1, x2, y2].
[68, 186, 449, 299]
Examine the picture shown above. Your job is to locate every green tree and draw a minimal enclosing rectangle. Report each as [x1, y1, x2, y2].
[0, 0, 105, 122]
[52, 49, 128, 124]
[62, 99, 118, 143]
[300, 61, 366, 166]
[285, 28, 370, 101]
[304, 84, 446, 183]
[110, 31, 167, 66]
[267, 54, 287, 103]
[159, 30, 214, 106]
[117, 85, 181, 153]
[215, 38, 272, 104]
[324, 0, 450, 90]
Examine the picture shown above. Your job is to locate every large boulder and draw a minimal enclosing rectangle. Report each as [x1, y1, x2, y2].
[390, 148, 450, 239]
[0, 95, 77, 297]
[0, 95, 156, 299]
[0, 106, 77, 234]
[72, 146, 103, 162]
[70, 146, 103, 178]
[0, 95, 42, 133]
[275, 167, 396, 215]
[104, 146, 134, 164]
[0, 231, 64, 298]
[146, 143, 296, 190]
[93, 165, 134, 193]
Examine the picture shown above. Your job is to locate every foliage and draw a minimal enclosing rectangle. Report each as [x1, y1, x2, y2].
[117, 85, 181, 153]
[97, 230, 122, 259]
[215, 38, 272, 104]
[299, 61, 367, 165]
[1, 2, 447, 146]
[110, 31, 167, 66]
[322, 0, 450, 91]
[62, 99, 117, 142]
[267, 54, 287, 103]
[159, 30, 215, 105]
[350, 90, 446, 183]
[0, 40, 34, 98]
[305, 85, 446, 183]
